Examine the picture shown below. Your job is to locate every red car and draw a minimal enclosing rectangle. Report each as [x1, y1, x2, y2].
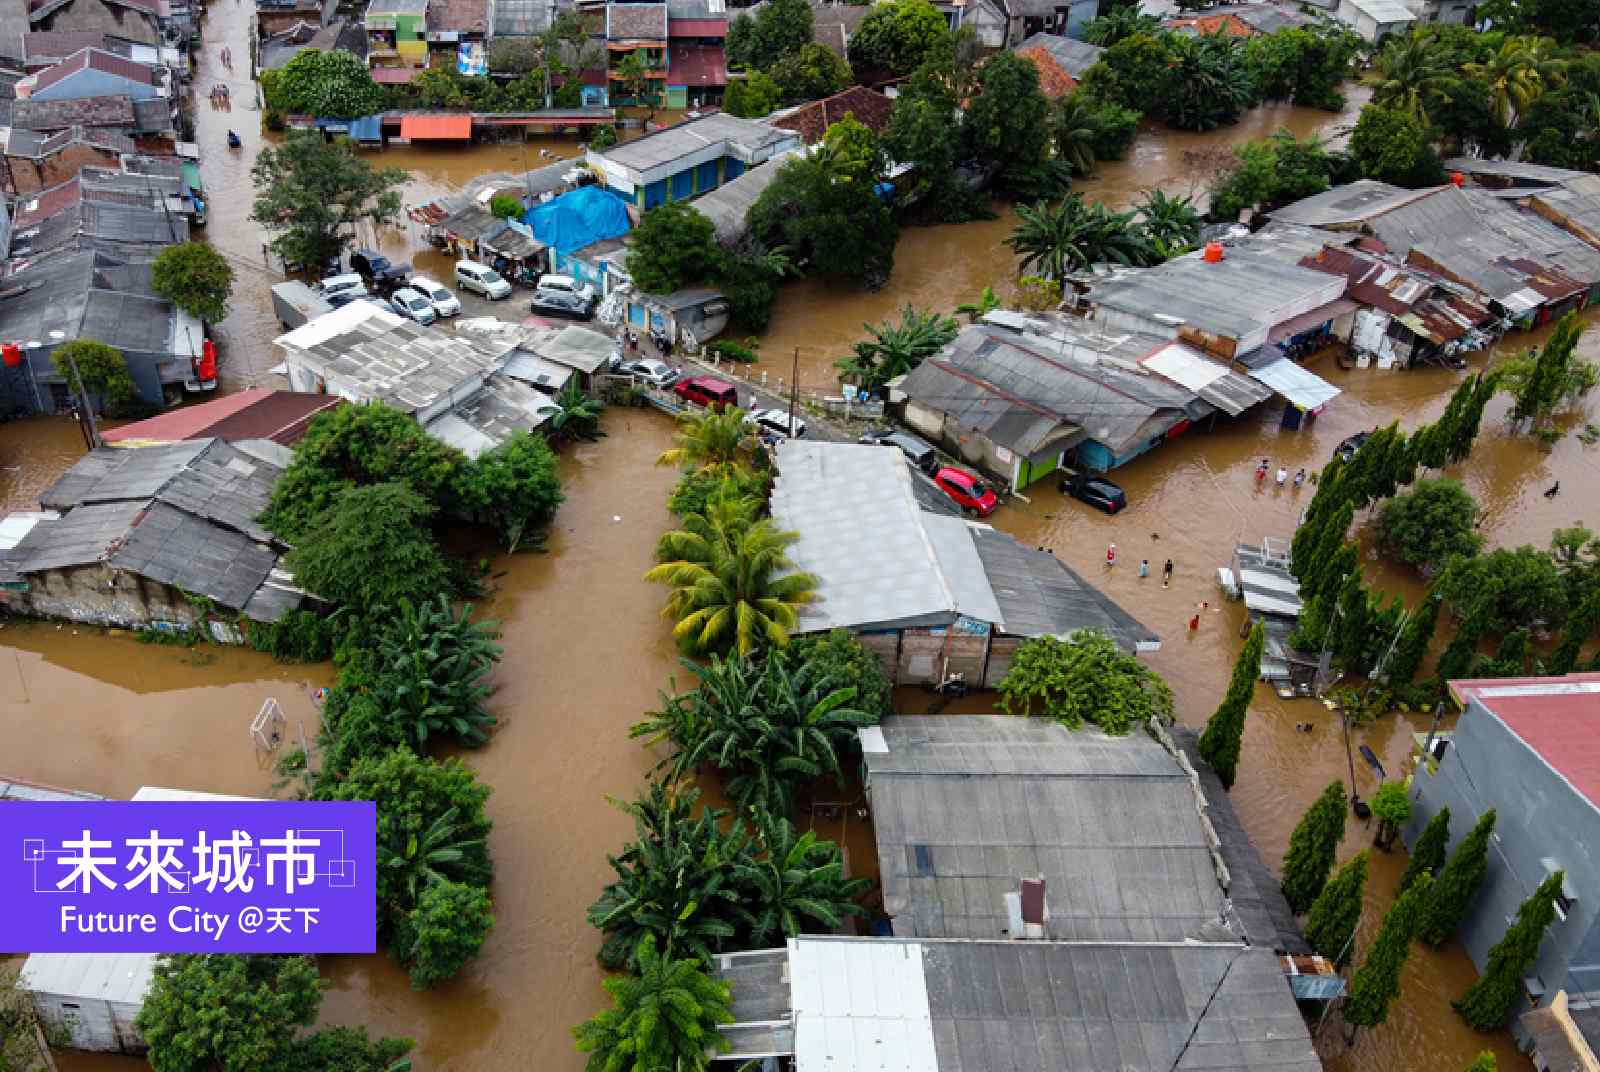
[934, 467, 999, 516]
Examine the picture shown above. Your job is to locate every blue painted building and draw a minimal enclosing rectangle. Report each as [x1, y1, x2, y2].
[27, 48, 166, 102]
[585, 112, 800, 210]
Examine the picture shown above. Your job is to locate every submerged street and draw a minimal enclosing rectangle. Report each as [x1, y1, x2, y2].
[3, 1, 1596, 1067]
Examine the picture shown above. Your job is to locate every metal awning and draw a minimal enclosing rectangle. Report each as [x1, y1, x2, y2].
[1248, 357, 1340, 412]
[400, 114, 472, 140]
[1268, 297, 1359, 343]
[350, 115, 383, 142]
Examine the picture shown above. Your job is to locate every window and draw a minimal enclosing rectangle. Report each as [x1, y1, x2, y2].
[61, 1003, 80, 1010]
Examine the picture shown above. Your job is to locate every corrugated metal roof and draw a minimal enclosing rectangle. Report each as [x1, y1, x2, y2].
[1247, 357, 1340, 411]
[693, 151, 800, 243]
[1140, 341, 1270, 417]
[791, 938, 938, 1070]
[399, 113, 472, 140]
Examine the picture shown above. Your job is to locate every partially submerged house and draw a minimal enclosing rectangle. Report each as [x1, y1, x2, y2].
[0, 123, 131, 194]
[364, 0, 428, 69]
[715, 715, 1322, 1070]
[1333, 0, 1413, 40]
[664, 6, 726, 109]
[0, 440, 304, 633]
[769, 441, 1158, 689]
[1010, 32, 1102, 98]
[585, 111, 801, 209]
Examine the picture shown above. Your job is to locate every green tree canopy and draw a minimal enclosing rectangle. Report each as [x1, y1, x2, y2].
[398, 879, 494, 989]
[728, 0, 814, 69]
[998, 630, 1175, 734]
[1499, 311, 1596, 435]
[1437, 547, 1568, 636]
[848, 0, 952, 81]
[488, 193, 523, 218]
[1375, 478, 1483, 573]
[1454, 871, 1566, 1030]
[626, 201, 725, 295]
[151, 242, 236, 324]
[267, 1026, 414, 1072]
[1462, 1053, 1498, 1072]
[1281, 780, 1348, 914]
[737, 810, 872, 945]
[768, 42, 852, 103]
[1400, 806, 1450, 895]
[1303, 850, 1368, 968]
[1344, 871, 1433, 1028]
[784, 628, 894, 720]
[135, 955, 323, 1072]
[963, 51, 1052, 195]
[1419, 808, 1496, 946]
[266, 48, 383, 117]
[1372, 782, 1413, 851]
[285, 482, 453, 611]
[572, 935, 734, 1072]
[251, 131, 408, 270]
[834, 305, 958, 394]
[1198, 620, 1262, 789]
[451, 432, 565, 552]
[724, 69, 782, 117]
[1209, 131, 1334, 220]
[1160, 32, 1254, 131]
[1350, 101, 1445, 187]
[51, 338, 135, 412]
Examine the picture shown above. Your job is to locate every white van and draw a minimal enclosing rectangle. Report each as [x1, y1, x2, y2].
[454, 259, 512, 300]
[535, 273, 596, 303]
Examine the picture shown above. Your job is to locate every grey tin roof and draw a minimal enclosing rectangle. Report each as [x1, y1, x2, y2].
[105, 500, 280, 610]
[594, 112, 794, 173]
[1266, 179, 1431, 228]
[40, 440, 208, 508]
[1530, 174, 1600, 248]
[607, 2, 666, 38]
[1011, 32, 1102, 77]
[4, 499, 147, 571]
[1443, 156, 1587, 187]
[970, 527, 1159, 651]
[863, 716, 1230, 943]
[684, 151, 799, 242]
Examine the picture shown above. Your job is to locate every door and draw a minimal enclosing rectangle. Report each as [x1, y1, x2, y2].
[897, 629, 946, 684]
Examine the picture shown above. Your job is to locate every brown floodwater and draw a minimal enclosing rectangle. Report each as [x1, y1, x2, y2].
[8, 7, 1594, 1066]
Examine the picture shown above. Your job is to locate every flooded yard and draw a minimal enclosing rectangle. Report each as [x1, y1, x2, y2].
[3, 3, 1594, 1067]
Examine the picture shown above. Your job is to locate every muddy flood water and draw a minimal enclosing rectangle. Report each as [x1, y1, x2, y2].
[2, 0, 1594, 1065]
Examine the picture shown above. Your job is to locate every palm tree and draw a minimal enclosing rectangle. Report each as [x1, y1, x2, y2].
[1007, 194, 1152, 279]
[1370, 30, 1456, 123]
[1162, 32, 1254, 132]
[656, 406, 755, 473]
[1082, 7, 1160, 46]
[543, 380, 604, 444]
[645, 510, 817, 656]
[586, 783, 756, 970]
[738, 811, 872, 946]
[1464, 36, 1567, 129]
[381, 806, 487, 907]
[1135, 189, 1201, 254]
[1054, 94, 1100, 177]
[633, 653, 876, 816]
[572, 934, 734, 1072]
[833, 306, 959, 394]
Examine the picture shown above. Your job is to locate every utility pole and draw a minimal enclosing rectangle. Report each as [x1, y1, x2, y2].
[786, 346, 799, 437]
[62, 347, 101, 450]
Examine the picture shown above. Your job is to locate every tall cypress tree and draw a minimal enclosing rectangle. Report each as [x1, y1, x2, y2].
[1550, 591, 1600, 676]
[1344, 871, 1433, 1028]
[1304, 850, 1368, 968]
[1384, 592, 1441, 687]
[1198, 621, 1264, 790]
[1434, 610, 1487, 684]
[1332, 570, 1375, 673]
[1282, 781, 1348, 915]
[1423, 379, 1470, 471]
[1399, 807, 1450, 895]
[1451, 372, 1498, 463]
[1419, 809, 1496, 946]
[1454, 872, 1566, 1030]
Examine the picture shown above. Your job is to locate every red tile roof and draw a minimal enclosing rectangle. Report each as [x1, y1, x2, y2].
[769, 85, 892, 146]
[14, 176, 81, 227]
[1451, 673, 1600, 806]
[31, 48, 158, 96]
[1163, 12, 1254, 35]
[1016, 45, 1077, 101]
[102, 388, 344, 445]
[400, 113, 472, 139]
[668, 17, 726, 37]
[667, 42, 727, 87]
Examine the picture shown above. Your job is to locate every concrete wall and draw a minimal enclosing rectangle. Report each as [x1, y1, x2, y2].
[25, 343, 174, 415]
[33, 991, 147, 1054]
[1403, 704, 1600, 1011]
[18, 562, 205, 629]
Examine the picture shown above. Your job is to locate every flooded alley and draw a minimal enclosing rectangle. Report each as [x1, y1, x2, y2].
[2, 0, 1592, 1065]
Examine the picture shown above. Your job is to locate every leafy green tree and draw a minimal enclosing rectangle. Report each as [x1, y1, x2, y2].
[613, 49, 655, 108]
[999, 630, 1174, 734]
[2, 966, 72, 1072]
[738, 810, 871, 945]
[1344, 871, 1433, 1028]
[1281, 781, 1348, 914]
[1499, 311, 1596, 435]
[51, 338, 135, 412]
[285, 483, 452, 611]
[1079, 93, 1142, 161]
[136, 955, 323, 1072]
[267, 48, 383, 117]
[363, 595, 502, 749]
[724, 69, 782, 117]
[720, 236, 792, 331]
[627, 202, 724, 295]
[453, 432, 565, 551]
[657, 406, 756, 473]
[398, 879, 494, 989]
[587, 784, 756, 969]
[268, 1027, 414, 1072]
[886, 59, 985, 222]
[963, 51, 1052, 195]
[1372, 782, 1412, 851]
[1243, 25, 1360, 110]
[1007, 195, 1152, 279]
[785, 628, 894, 720]
[834, 305, 958, 393]
[668, 467, 771, 518]
[1419, 809, 1496, 946]
[729, 0, 813, 70]
[1198, 620, 1262, 789]
[749, 117, 898, 286]
[1550, 590, 1600, 675]
[1330, 570, 1375, 673]
[542, 380, 605, 447]
[1401, 807, 1450, 895]
[1080, 33, 1174, 111]
[1161, 32, 1254, 131]
[1375, 479, 1483, 573]
[1350, 101, 1444, 187]
[252, 131, 407, 271]
[1209, 131, 1333, 219]
[645, 507, 818, 657]
[633, 652, 875, 816]
[1454, 871, 1566, 1030]
[1437, 547, 1568, 635]
[1303, 850, 1368, 968]
[1083, 8, 1161, 46]
[769, 42, 852, 103]
[848, 0, 951, 81]
[488, 193, 523, 219]
[1384, 591, 1441, 687]
[151, 242, 235, 324]
[1463, 34, 1567, 128]
[1462, 1053, 1498, 1072]
[572, 935, 734, 1072]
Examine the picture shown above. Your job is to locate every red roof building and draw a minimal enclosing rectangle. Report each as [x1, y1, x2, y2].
[1015, 45, 1077, 100]
[668, 17, 726, 37]
[101, 388, 343, 446]
[667, 43, 727, 88]
[1450, 673, 1600, 806]
[769, 86, 893, 146]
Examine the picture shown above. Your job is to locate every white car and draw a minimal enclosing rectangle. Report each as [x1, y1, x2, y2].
[747, 407, 806, 440]
[536, 273, 597, 304]
[618, 358, 679, 388]
[455, 259, 512, 300]
[409, 276, 460, 318]
[316, 273, 367, 301]
[390, 287, 438, 325]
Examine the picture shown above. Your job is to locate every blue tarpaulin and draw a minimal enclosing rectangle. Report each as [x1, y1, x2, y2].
[350, 115, 383, 142]
[523, 185, 631, 257]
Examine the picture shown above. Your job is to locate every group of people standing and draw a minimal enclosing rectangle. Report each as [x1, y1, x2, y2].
[1255, 458, 1307, 489]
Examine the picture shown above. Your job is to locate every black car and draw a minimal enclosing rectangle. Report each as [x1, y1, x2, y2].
[1334, 430, 1373, 462]
[1060, 473, 1127, 514]
[350, 249, 413, 296]
[530, 290, 596, 320]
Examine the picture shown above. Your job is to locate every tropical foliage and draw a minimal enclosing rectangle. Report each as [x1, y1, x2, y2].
[847, 0, 951, 81]
[50, 339, 136, 412]
[835, 306, 959, 393]
[740, 811, 872, 946]
[285, 483, 453, 612]
[1197, 621, 1262, 789]
[998, 631, 1174, 734]
[657, 407, 757, 473]
[1419, 809, 1495, 946]
[1344, 872, 1433, 1028]
[1007, 195, 1152, 278]
[573, 935, 733, 1072]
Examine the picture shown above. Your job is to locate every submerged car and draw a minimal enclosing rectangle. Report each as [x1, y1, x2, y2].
[1334, 430, 1373, 462]
[859, 427, 939, 473]
[933, 466, 998, 516]
[1060, 473, 1127, 514]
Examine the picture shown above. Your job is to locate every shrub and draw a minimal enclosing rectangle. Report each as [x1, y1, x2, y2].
[998, 630, 1174, 734]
